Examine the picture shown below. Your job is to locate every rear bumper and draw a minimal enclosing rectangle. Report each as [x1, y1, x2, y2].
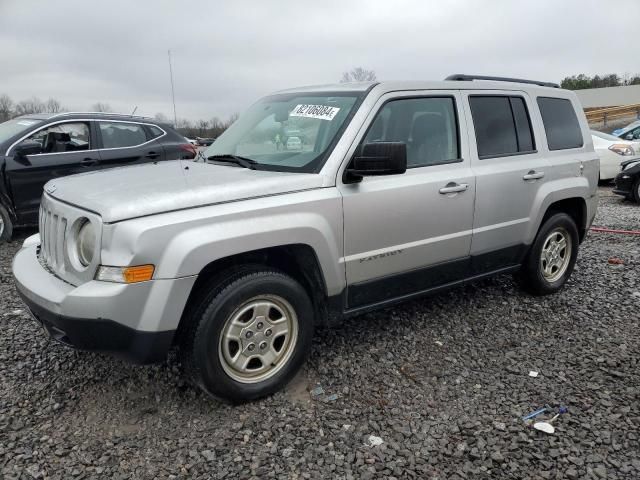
[12, 240, 197, 364]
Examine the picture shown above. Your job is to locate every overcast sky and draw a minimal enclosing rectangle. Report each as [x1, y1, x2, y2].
[1, 0, 638, 122]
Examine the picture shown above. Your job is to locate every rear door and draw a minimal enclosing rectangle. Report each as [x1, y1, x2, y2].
[340, 91, 476, 309]
[463, 90, 549, 271]
[5, 120, 98, 223]
[96, 120, 165, 169]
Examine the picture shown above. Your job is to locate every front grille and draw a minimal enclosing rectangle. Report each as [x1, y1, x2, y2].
[39, 201, 68, 272]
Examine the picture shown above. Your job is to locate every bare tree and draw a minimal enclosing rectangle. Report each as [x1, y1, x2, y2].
[154, 112, 168, 123]
[196, 119, 210, 137]
[0, 94, 13, 121]
[341, 67, 377, 83]
[45, 98, 63, 113]
[15, 97, 46, 116]
[91, 102, 112, 112]
[225, 113, 239, 127]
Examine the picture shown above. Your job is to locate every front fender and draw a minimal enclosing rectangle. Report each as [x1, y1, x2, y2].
[101, 189, 346, 296]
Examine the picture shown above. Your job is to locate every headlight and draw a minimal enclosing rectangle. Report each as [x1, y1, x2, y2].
[76, 220, 96, 266]
[609, 144, 635, 156]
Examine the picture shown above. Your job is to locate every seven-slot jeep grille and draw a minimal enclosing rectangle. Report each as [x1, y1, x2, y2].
[39, 199, 68, 272]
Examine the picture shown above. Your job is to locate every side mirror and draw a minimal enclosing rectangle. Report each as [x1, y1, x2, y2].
[346, 142, 407, 182]
[14, 140, 43, 159]
[625, 133, 634, 141]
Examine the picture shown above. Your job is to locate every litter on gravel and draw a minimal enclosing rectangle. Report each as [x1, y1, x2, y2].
[366, 435, 384, 447]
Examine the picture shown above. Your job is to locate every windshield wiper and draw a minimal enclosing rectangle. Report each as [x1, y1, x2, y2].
[207, 154, 258, 169]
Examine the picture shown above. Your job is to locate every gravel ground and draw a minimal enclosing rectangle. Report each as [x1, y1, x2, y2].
[1, 187, 639, 479]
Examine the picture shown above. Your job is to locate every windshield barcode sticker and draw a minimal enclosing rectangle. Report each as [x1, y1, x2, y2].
[290, 104, 340, 121]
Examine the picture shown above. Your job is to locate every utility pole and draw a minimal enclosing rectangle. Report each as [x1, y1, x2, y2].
[168, 49, 177, 127]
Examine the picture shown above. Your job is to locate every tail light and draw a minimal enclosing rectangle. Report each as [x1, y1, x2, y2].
[179, 143, 197, 159]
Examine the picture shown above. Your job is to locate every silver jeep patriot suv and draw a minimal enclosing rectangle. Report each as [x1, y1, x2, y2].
[13, 75, 598, 402]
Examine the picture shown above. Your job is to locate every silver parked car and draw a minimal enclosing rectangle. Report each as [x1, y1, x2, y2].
[13, 75, 599, 402]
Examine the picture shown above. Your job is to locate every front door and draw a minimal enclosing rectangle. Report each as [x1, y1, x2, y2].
[6, 121, 98, 223]
[340, 92, 476, 309]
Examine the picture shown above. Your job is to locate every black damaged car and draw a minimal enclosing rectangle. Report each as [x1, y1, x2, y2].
[613, 158, 640, 203]
[0, 112, 197, 241]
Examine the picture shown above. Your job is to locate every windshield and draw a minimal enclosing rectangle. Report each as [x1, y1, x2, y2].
[204, 92, 362, 172]
[0, 118, 43, 145]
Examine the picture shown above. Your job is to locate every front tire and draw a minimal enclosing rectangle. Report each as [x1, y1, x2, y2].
[517, 213, 579, 295]
[0, 204, 13, 243]
[180, 267, 314, 403]
[633, 179, 640, 204]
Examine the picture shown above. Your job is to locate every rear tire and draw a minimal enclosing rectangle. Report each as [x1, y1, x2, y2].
[179, 266, 314, 403]
[0, 204, 13, 243]
[516, 213, 579, 296]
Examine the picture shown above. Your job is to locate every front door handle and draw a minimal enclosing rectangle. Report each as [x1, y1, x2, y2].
[145, 151, 160, 159]
[439, 182, 469, 194]
[523, 170, 545, 181]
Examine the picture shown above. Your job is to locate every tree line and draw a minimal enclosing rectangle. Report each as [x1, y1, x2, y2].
[560, 73, 640, 90]
[0, 93, 239, 139]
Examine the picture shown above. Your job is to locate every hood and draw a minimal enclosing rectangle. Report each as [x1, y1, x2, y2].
[45, 160, 326, 222]
[621, 157, 640, 171]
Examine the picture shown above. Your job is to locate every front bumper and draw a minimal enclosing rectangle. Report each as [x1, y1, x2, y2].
[613, 171, 635, 197]
[12, 241, 197, 364]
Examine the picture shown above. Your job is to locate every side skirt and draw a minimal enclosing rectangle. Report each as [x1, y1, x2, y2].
[335, 244, 528, 317]
[342, 264, 520, 317]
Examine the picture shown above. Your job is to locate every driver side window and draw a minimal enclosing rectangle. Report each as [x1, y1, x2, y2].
[21, 122, 90, 154]
[362, 97, 460, 168]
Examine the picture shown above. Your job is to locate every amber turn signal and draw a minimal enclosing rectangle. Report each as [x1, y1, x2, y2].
[96, 265, 155, 283]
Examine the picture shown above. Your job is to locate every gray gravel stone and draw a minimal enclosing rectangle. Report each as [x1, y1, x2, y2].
[0, 187, 639, 479]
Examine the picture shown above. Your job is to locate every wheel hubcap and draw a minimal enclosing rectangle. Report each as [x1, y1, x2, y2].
[219, 295, 298, 383]
[540, 228, 571, 282]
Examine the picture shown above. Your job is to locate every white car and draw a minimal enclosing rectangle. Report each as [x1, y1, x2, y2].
[591, 130, 640, 181]
[285, 136, 302, 150]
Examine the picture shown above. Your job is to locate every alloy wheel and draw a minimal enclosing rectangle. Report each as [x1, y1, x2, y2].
[539, 227, 572, 283]
[219, 295, 298, 383]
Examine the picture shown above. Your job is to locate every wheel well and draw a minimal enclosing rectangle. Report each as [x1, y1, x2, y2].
[542, 198, 587, 242]
[178, 244, 329, 335]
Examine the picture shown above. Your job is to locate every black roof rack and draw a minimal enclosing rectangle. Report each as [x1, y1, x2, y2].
[445, 74, 560, 89]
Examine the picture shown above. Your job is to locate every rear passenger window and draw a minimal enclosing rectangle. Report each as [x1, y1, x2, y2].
[510, 97, 534, 152]
[99, 122, 148, 149]
[537, 97, 583, 150]
[469, 96, 536, 159]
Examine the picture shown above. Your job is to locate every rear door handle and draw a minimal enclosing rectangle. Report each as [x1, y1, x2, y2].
[81, 157, 98, 167]
[145, 151, 160, 159]
[523, 170, 545, 181]
[439, 182, 469, 194]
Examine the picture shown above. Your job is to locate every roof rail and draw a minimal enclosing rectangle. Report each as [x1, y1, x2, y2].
[445, 74, 560, 89]
[47, 111, 153, 119]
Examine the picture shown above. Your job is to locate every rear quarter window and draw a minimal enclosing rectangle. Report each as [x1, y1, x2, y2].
[147, 125, 164, 139]
[536, 97, 583, 150]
